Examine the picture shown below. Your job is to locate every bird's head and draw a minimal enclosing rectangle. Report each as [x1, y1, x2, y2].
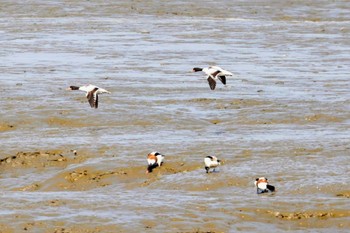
[192, 67, 203, 72]
[254, 177, 268, 187]
[66, 86, 79, 91]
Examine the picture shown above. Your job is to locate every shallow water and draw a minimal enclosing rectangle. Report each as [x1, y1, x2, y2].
[1, 0, 349, 232]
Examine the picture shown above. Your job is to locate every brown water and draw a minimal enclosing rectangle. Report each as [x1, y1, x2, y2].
[1, 0, 349, 232]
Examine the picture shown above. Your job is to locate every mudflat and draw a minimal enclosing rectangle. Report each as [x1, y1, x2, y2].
[1, 0, 349, 232]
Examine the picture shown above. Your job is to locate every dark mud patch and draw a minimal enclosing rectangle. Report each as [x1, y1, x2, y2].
[245, 208, 350, 229]
[303, 114, 345, 123]
[0, 224, 14, 233]
[38, 166, 129, 191]
[187, 98, 218, 103]
[46, 117, 92, 128]
[0, 123, 15, 132]
[2, 220, 122, 233]
[50, 225, 125, 233]
[141, 162, 203, 188]
[269, 209, 350, 228]
[15, 183, 41, 191]
[18, 161, 202, 191]
[1, 150, 87, 191]
[1, 150, 204, 192]
[208, 119, 222, 125]
[292, 147, 323, 156]
[185, 98, 273, 110]
[271, 210, 350, 220]
[237, 112, 346, 125]
[1, 151, 68, 169]
[185, 177, 247, 192]
[215, 98, 274, 110]
[20, 222, 124, 233]
[336, 191, 350, 198]
[112, 119, 154, 127]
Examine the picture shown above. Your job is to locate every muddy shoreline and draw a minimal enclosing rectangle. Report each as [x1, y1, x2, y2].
[1, 149, 349, 232]
[1, 0, 349, 232]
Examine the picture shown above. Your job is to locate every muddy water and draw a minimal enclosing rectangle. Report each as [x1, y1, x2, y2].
[1, 0, 349, 232]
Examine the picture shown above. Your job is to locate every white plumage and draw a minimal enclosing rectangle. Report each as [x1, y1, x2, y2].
[204, 155, 221, 173]
[192, 66, 233, 90]
[254, 177, 275, 194]
[67, 84, 110, 108]
[146, 151, 165, 173]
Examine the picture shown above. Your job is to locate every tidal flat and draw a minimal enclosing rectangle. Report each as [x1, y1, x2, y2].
[0, 0, 349, 232]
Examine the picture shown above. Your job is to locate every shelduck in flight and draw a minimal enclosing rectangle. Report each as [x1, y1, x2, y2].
[192, 66, 233, 90]
[67, 84, 110, 108]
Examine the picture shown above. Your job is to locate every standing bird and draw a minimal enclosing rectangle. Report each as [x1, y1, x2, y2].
[254, 177, 275, 194]
[192, 66, 233, 90]
[67, 84, 111, 108]
[146, 151, 165, 173]
[204, 156, 221, 173]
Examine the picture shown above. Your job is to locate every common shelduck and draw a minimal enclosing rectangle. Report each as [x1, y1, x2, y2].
[254, 177, 275, 194]
[192, 66, 233, 90]
[204, 156, 221, 173]
[67, 84, 111, 108]
[146, 151, 165, 173]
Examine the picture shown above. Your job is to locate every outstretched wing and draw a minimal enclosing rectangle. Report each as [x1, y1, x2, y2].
[207, 77, 216, 90]
[87, 88, 99, 108]
[96, 87, 110, 94]
[217, 75, 226, 85]
[210, 66, 233, 76]
[95, 94, 98, 108]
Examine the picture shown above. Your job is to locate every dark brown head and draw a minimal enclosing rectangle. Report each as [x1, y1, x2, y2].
[192, 67, 203, 72]
[67, 86, 80, 90]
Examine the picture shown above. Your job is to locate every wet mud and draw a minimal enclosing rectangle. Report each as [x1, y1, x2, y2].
[1, 0, 350, 232]
[0, 124, 15, 132]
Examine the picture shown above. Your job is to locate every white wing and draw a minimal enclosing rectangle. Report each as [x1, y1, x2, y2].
[96, 87, 111, 94]
[203, 67, 219, 77]
[211, 66, 233, 76]
[79, 84, 97, 92]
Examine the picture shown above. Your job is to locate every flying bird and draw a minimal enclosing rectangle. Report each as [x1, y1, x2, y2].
[67, 84, 110, 108]
[146, 151, 165, 173]
[192, 66, 233, 90]
[254, 177, 275, 194]
[204, 155, 221, 173]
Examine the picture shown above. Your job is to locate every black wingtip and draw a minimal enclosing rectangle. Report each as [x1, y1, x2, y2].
[267, 184, 275, 192]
